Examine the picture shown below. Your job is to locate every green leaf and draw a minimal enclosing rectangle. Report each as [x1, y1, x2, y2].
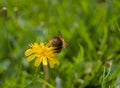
[108, 65, 120, 81]
[74, 44, 84, 65]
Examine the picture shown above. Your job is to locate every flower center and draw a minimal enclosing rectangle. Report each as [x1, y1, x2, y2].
[41, 48, 48, 56]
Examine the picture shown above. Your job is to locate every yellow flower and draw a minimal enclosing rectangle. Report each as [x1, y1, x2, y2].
[25, 42, 59, 68]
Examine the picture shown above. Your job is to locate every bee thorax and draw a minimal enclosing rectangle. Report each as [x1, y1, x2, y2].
[49, 37, 63, 47]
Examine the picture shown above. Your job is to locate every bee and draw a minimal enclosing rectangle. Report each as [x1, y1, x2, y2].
[49, 31, 68, 53]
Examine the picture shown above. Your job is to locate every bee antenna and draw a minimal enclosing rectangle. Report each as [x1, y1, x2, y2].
[58, 30, 62, 37]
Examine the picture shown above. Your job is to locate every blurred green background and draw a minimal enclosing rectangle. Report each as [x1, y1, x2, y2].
[0, 0, 120, 88]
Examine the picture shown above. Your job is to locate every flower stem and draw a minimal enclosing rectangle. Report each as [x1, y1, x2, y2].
[42, 65, 49, 88]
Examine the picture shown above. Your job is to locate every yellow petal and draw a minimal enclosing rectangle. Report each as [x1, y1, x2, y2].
[40, 42, 44, 47]
[49, 59, 59, 68]
[49, 60, 54, 68]
[26, 54, 35, 62]
[25, 49, 33, 56]
[34, 58, 42, 67]
[55, 59, 59, 65]
[33, 43, 39, 48]
[43, 58, 47, 65]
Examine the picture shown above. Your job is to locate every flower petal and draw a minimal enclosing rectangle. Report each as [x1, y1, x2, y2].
[40, 42, 44, 47]
[49, 60, 55, 68]
[49, 59, 59, 68]
[25, 49, 33, 56]
[26, 54, 35, 62]
[43, 58, 47, 65]
[34, 58, 42, 67]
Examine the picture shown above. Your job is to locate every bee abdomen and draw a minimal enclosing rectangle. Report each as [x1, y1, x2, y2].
[53, 46, 63, 53]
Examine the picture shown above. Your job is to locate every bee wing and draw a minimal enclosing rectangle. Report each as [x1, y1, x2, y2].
[61, 37, 69, 48]
[58, 30, 62, 38]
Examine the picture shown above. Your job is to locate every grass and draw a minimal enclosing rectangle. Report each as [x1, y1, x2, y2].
[0, 0, 120, 88]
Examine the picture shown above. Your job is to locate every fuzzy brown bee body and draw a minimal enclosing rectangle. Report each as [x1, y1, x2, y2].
[49, 32, 68, 53]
